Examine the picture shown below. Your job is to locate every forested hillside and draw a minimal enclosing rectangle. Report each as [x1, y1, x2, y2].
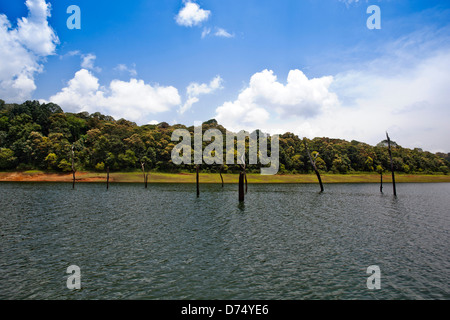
[0, 99, 448, 174]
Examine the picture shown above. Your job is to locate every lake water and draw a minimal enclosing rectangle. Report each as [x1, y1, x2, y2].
[0, 182, 449, 300]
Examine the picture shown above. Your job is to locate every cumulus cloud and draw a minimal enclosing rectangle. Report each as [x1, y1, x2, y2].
[300, 27, 450, 152]
[48, 69, 181, 123]
[179, 76, 223, 114]
[214, 30, 450, 152]
[176, 2, 234, 39]
[15, 0, 59, 56]
[175, 1, 211, 27]
[0, 0, 59, 102]
[326, 49, 450, 152]
[215, 69, 338, 132]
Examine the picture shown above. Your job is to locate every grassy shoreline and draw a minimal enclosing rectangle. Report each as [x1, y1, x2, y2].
[0, 171, 449, 183]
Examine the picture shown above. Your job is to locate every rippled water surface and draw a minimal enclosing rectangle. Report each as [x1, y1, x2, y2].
[0, 182, 449, 299]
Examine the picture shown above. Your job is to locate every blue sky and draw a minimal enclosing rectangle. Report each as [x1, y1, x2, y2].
[1, 0, 450, 152]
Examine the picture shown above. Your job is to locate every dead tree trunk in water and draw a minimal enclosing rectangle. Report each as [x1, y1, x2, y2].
[303, 138, 324, 193]
[219, 164, 224, 188]
[71, 144, 76, 189]
[240, 155, 248, 194]
[244, 171, 248, 194]
[239, 171, 245, 202]
[386, 132, 397, 196]
[106, 166, 110, 190]
[196, 165, 200, 198]
[376, 165, 383, 193]
[238, 154, 248, 201]
[145, 172, 148, 188]
[141, 162, 148, 189]
[380, 173, 383, 193]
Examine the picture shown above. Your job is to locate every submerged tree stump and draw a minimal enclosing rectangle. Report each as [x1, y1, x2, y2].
[141, 161, 149, 189]
[380, 173, 383, 193]
[219, 164, 224, 188]
[145, 173, 148, 189]
[196, 165, 200, 198]
[376, 165, 383, 193]
[386, 132, 397, 196]
[239, 155, 248, 194]
[106, 166, 110, 190]
[239, 171, 245, 202]
[244, 171, 248, 194]
[71, 144, 76, 189]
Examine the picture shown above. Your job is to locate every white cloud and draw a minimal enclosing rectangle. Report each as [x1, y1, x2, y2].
[201, 27, 234, 39]
[60, 50, 80, 59]
[312, 27, 450, 152]
[81, 53, 101, 72]
[214, 28, 234, 38]
[0, 0, 59, 102]
[175, 1, 211, 27]
[48, 69, 181, 123]
[114, 63, 137, 77]
[214, 33, 450, 152]
[15, 0, 59, 56]
[67, 50, 80, 56]
[176, 2, 234, 39]
[60, 51, 101, 72]
[215, 69, 338, 132]
[180, 97, 200, 114]
[186, 75, 223, 96]
[326, 49, 450, 152]
[180, 76, 223, 114]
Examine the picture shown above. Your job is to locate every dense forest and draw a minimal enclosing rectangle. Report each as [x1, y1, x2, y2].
[0, 99, 449, 175]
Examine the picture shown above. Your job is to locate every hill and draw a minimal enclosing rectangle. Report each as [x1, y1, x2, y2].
[0, 99, 449, 175]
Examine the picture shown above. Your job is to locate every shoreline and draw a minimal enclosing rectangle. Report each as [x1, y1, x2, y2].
[0, 171, 449, 183]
